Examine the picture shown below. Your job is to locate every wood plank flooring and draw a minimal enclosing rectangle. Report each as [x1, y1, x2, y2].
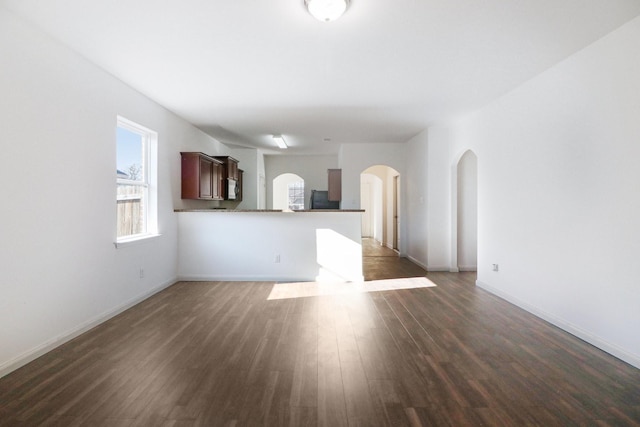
[1, 240, 639, 426]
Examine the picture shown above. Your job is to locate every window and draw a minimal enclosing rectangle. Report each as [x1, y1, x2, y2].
[116, 116, 158, 243]
[273, 173, 304, 210]
[288, 181, 305, 210]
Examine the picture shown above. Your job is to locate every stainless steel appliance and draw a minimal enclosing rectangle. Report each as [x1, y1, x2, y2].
[227, 178, 238, 200]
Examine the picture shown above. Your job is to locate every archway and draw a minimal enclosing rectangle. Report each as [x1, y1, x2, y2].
[360, 173, 382, 239]
[361, 165, 400, 251]
[452, 150, 478, 272]
[273, 173, 304, 211]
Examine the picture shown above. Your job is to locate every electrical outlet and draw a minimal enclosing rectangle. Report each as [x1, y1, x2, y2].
[139, 268, 145, 278]
[274, 255, 280, 263]
[492, 264, 499, 272]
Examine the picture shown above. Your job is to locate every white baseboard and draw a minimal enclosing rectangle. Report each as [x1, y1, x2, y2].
[410, 258, 470, 273]
[178, 274, 365, 283]
[384, 243, 399, 253]
[476, 280, 640, 370]
[0, 277, 177, 379]
[178, 274, 306, 282]
[458, 265, 477, 272]
[406, 255, 427, 271]
[426, 265, 451, 272]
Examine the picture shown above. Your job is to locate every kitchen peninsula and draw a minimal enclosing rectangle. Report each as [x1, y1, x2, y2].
[175, 209, 365, 283]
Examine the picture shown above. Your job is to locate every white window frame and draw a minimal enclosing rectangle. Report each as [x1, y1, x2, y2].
[287, 181, 305, 211]
[115, 116, 159, 247]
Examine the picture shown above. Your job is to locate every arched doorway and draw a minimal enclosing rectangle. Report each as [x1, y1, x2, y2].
[273, 173, 304, 211]
[452, 150, 478, 272]
[360, 165, 400, 252]
[360, 173, 382, 240]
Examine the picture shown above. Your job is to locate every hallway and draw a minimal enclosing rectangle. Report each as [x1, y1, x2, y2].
[362, 238, 429, 281]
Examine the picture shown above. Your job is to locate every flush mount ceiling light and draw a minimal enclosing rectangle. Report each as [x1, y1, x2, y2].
[273, 135, 287, 149]
[304, 0, 350, 22]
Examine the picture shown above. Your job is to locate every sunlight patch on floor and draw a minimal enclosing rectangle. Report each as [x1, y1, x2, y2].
[267, 277, 437, 300]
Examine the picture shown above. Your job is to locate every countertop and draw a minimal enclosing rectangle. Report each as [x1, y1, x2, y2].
[174, 209, 365, 213]
[174, 209, 283, 212]
[293, 209, 365, 213]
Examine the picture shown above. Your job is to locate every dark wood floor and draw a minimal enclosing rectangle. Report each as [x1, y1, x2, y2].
[362, 239, 427, 281]
[1, 241, 639, 426]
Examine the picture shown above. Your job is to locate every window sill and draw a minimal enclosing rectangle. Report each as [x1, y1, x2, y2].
[114, 233, 161, 249]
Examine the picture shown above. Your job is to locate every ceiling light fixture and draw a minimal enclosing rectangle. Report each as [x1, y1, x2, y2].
[273, 135, 287, 149]
[304, 0, 350, 22]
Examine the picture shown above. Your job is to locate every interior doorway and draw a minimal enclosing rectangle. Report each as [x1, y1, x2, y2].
[360, 174, 382, 240]
[360, 165, 400, 253]
[454, 150, 478, 271]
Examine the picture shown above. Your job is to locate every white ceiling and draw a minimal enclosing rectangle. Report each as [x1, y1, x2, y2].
[3, 0, 640, 154]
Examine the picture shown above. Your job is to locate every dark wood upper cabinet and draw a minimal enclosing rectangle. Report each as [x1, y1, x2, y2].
[212, 160, 224, 200]
[198, 156, 213, 199]
[214, 156, 239, 180]
[214, 156, 240, 200]
[328, 169, 342, 202]
[236, 169, 244, 202]
[181, 152, 224, 200]
[181, 153, 242, 201]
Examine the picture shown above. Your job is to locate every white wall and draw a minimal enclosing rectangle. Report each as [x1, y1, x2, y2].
[404, 126, 454, 270]
[426, 126, 455, 271]
[0, 9, 226, 377]
[264, 155, 338, 209]
[439, 16, 640, 368]
[257, 150, 266, 209]
[178, 212, 363, 282]
[405, 131, 429, 268]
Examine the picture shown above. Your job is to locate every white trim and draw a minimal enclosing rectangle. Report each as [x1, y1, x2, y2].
[116, 116, 158, 243]
[114, 233, 161, 249]
[384, 242, 399, 254]
[116, 194, 142, 201]
[425, 265, 451, 272]
[458, 265, 477, 272]
[0, 277, 177, 379]
[407, 257, 453, 273]
[407, 255, 428, 271]
[476, 280, 640, 370]
[117, 115, 156, 136]
[116, 178, 148, 186]
[178, 274, 365, 283]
